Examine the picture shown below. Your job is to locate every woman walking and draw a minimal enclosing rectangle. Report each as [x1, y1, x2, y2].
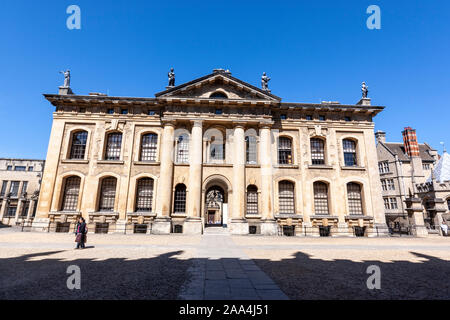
[75, 217, 87, 249]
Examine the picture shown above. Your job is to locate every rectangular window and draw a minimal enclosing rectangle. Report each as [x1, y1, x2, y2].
[28, 166, 34, 171]
[246, 136, 257, 164]
[7, 165, 12, 171]
[140, 134, 158, 162]
[343, 140, 357, 166]
[306, 115, 313, 121]
[6, 206, 17, 218]
[21, 181, 28, 196]
[278, 137, 293, 165]
[210, 143, 225, 161]
[1, 181, 7, 196]
[314, 183, 329, 215]
[389, 198, 398, 210]
[345, 116, 351, 122]
[381, 180, 387, 191]
[148, 110, 156, 116]
[99, 178, 117, 211]
[14, 166, 26, 171]
[9, 181, 20, 197]
[280, 114, 287, 120]
[105, 133, 122, 161]
[379, 161, 390, 173]
[279, 182, 295, 214]
[423, 163, 431, 170]
[319, 115, 325, 121]
[310, 138, 325, 165]
[384, 198, 390, 210]
[107, 108, 114, 114]
[215, 109, 223, 115]
[121, 109, 128, 114]
[387, 179, 395, 190]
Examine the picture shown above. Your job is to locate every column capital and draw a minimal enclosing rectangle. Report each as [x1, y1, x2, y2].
[258, 122, 273, 130]
[161, 120, 177, 128]
[191, 120, 203, 128]
[232, 122, 246, 130]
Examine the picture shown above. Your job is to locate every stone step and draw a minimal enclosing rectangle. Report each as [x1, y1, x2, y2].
[203, 226, 230, 235]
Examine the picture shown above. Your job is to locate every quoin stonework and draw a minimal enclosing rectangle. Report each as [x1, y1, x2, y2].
[33, 69, 389, 236]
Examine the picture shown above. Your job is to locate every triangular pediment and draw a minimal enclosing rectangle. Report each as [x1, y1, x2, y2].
[155, 71, 281, 102]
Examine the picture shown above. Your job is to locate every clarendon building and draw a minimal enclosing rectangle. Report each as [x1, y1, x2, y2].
[32, 69, 388, 236]
[0, 158, 45, 226]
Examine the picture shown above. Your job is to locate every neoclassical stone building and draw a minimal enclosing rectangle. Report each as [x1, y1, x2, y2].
[33, 69, 388, 236]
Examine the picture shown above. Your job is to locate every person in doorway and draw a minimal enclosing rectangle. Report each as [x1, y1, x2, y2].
[75, 217, 87, 249]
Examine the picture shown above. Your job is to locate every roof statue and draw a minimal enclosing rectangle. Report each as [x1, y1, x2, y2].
[59, 70, 71, 88]
[168, 68, 175, 87]
[261, 72, 271, 92]
[361, 82, 369, 98]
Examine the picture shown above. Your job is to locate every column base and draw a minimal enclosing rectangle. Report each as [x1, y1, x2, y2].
[151, 217, 171, 234]
[31, 218, 50, 232]
[183, 217, 202, 234]
[411, 225, 429, 237]
[114, 220, 127, 234]
[260, 219, 278, 235]
[229, 219, 249, 235]
[369, 223, 390, 237]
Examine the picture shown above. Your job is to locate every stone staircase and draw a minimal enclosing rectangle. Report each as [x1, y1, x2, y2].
[203, 226, 230, 235]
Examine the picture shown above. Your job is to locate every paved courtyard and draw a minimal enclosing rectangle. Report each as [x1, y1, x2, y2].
[0, 227, 449, 300]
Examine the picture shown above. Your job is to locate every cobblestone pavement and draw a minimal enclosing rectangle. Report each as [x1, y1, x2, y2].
[1, 228, 449, 299]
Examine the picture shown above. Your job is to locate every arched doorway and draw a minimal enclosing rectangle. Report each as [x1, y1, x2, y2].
[205, 186, 225, 226]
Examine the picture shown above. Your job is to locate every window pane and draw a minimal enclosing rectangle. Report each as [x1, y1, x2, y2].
[246, 136, 257, 164]
[347, 183, 363, 215]
[279, 181, 294, 214]
[9, 181, 20, 197]
[140, 133, 158, 161]
[176, 135, 189, 163]
[136, 178, 154, 212]
[174, 184, 186, 213]
[14, 166, 26, 171]
[311, 138, 325, 165]
[246, 185, 258, 214]
[62, 177, 81, 211]
[105, 133, 122, 161]
[70, 131, 88, 159]
[99, 178, 117, 211]
[343, 139, 357, 166]
[6, 206, 17, 217]
[21, 181, 28, 196]
[1, 181, 7, 196]
[278, 137, 292, 164]
[314, 182, 329, 215]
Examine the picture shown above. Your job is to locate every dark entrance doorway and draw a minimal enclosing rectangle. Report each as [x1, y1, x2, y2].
[205, 186, 225, 227]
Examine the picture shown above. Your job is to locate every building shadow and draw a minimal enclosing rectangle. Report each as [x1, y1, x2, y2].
[0, 249, 448, 300]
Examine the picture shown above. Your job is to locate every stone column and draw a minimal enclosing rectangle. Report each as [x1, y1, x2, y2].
[230, 124, 247, 234]
[153, 122, 175, 234]
[259, 126, 277, 235]
[0, 199, 7, 220]
[26, 199, 36, 220]
[405, 197, 428, 237]
[185, 120, 203, 234]
[14, 199, 23, 223]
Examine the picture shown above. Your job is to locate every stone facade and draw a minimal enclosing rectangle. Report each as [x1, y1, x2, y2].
[34, 69, 388, 236]
[0, 159, 45, 226]
[375, 128, 447, 236]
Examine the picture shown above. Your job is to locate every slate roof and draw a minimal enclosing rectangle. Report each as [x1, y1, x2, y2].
[428, 151, 450, 183]
[381, 142, 436, 162]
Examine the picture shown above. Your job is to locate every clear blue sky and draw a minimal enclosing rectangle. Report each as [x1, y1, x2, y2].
[0, 0, 449, 159]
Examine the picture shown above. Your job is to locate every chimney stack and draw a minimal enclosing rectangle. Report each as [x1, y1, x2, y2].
[402, 127, 420, 158]
[375, 130, 386, 144]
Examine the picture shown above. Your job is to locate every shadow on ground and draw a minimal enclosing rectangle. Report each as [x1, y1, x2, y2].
[0, 250, 448, 299]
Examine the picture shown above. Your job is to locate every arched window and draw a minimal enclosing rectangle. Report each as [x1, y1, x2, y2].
[99, 177, 117, 211]
[246, 185, 258, 214]
[347, 183, 363, 215]
[210, 137, 225, 161]
[136, 178, 154, 212]
[176, 134, 189, 163]
[105, 133, 122, 161]
[210, 91, 228, 99]
[278, 137, 293, 165]
[279, 181, 295, 214]
[246, 136, 257, 164]
[314, 182, 329, 215]
[140, 133, 158, 162]
[174, 184, 186, 213]
[310, 138, 325, 165]
[69, 131, 88, 159]
[61, 176, 81, 211]
[343, 139, 357, 166]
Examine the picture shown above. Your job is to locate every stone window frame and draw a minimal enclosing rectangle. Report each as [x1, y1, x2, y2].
[313, 181, 330, 215]
[133, 128, 161, 163]
[68, 130, 89, 160]
[60, 176, 82, 212]
[346, 182, 364, 215]
[277, 136, 294, 165]
[203, 126, 228, 164]
[339, 135, 363, 168]
[277, 180, 296, 215]
[128, 174, 158, 213]
[96, 175, 119, 212]
[135, 177, 155, 212]
[245, 133, 259, 165]
[245, 184, 259, 215]
[104, 132, 123, 161]
[175, 133, 190, 164]
[309, 136, 327, 166]
[173, 183, 187, 214]
[63, 126, 93, 161]
[52, 172, 85, 213]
